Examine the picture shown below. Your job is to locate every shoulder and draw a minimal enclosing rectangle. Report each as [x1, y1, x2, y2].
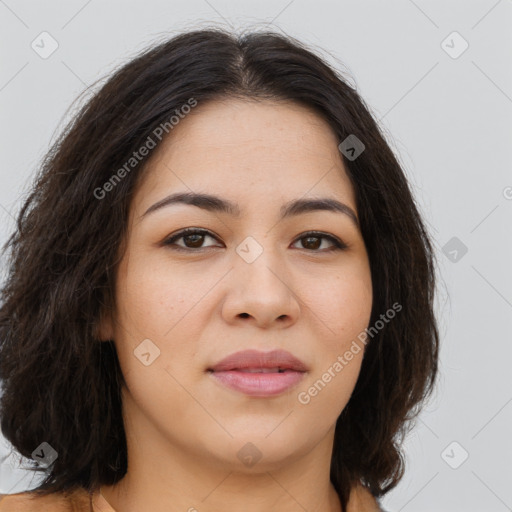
[0, 487, 91, 512]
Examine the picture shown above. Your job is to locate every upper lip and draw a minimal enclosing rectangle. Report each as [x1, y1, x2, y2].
[208, 349, 308, 372]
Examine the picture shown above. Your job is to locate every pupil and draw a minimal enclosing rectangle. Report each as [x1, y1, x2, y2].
[303, 236, 320, 250]
[185, 234, 203, 248]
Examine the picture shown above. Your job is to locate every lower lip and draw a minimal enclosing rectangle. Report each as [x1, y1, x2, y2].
[209, 370, 305, 397]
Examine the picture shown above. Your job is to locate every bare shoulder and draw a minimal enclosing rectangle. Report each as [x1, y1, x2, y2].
[0, 487, 91, 511]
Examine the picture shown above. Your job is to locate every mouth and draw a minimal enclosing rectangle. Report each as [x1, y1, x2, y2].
[207, 349, 308, 397]
[232, 367, 290, 373]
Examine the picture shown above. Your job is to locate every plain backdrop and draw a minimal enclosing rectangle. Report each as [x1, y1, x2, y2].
[0, 1, 511, 511]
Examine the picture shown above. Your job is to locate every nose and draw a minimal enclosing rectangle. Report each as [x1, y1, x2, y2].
[221, 246, 300, 329]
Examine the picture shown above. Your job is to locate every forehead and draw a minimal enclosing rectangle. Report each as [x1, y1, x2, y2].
[133, 98, 356, 214]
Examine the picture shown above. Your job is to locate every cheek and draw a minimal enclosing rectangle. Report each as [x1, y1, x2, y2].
[296, 274, 370, 422]
[306, 263, 373, 347]
[296, 263, 372, 411]
[115, 252, 205, 337]
[111, 252, 217, 386]
[110, 255, 205, 424]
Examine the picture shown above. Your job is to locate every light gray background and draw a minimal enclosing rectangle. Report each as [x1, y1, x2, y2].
[0, 1, 511, 510]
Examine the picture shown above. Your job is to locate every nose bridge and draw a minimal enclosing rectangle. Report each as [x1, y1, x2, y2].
[222, 233, 299, 327]
[235, 233, 287, 293]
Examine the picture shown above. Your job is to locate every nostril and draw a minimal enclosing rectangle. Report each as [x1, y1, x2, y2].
[239, 313, 250, 318]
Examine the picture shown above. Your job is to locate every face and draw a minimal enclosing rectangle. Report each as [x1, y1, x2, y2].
[100, 98, 373, 472]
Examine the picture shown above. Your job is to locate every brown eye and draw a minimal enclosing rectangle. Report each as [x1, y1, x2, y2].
[163, 228, 222, 251]
[301, 236, 322, 250]
[163, 229, 347, 253]
[182, 233, 205, 248]
[292, 232, 348, 252]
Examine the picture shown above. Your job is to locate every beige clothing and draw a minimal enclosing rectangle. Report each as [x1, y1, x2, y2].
[0, 482, 383, 511]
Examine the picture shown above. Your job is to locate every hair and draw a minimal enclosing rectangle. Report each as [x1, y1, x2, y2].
[0, 27, 439, 511]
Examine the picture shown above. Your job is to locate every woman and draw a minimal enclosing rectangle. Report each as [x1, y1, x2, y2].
[0, 27, 439, 512]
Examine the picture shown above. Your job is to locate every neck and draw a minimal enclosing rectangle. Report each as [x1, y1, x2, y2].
[100, 419, 343, 512]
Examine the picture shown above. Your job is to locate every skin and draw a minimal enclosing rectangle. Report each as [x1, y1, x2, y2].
[99, 98, 375, 512]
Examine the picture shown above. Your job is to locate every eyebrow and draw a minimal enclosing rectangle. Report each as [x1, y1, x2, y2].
[141, 192, 359, 227]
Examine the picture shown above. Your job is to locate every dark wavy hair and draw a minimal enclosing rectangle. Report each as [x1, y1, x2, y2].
[0, 27, 439, 511]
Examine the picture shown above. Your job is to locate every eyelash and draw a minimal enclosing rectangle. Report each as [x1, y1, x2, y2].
[162, 228, 348, 253]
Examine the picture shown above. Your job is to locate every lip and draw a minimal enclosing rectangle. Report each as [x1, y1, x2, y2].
[207, 349, 308, 397]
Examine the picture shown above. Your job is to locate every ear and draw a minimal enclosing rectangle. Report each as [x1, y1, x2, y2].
[95, 308, 115, 341]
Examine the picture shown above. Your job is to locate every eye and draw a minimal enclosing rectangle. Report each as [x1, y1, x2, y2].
[291, 231, 348, 252]
[163, 228, 222, 251]
[162, 228, 348, 253]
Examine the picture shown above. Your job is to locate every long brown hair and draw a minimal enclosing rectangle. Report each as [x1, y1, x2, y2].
[0, 27, 439, 511]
